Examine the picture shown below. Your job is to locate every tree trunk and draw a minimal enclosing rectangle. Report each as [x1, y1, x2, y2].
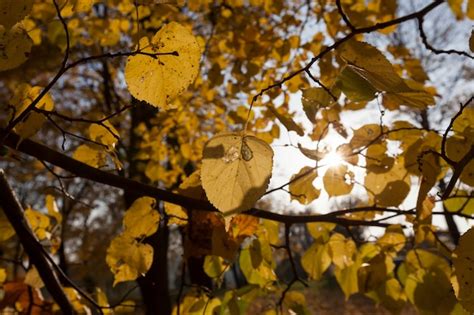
[125, 100, 172, 315]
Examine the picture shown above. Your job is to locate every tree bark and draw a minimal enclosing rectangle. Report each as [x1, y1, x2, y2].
[125, 100, 172, 315]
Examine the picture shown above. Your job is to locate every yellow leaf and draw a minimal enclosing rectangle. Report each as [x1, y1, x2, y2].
[24, 267, 44, 289]
[448, 0, 464, 19]
[323, 164, 354, 197]
[239, 238, 276, 287]
[338, 40, 433, 108]
[72, 144, 106, 168]
[89, 121, 119, 151]
[374, 180, 410, 207]
[301, 87, 333, 122]
[0, 268, 6, 283]
[63, 287, 91, 313]
[123, 197, 159, 239]
[0, 24, 32, 72]
[10, 85, 54, 139]
[301, 242, 331, 280]
[201, 133, 273, 214]
[328, 233, 356, 269]
[338, 40, 406, 92]
[452, 227, 474, 311]
[95, 288, 113, 314]
[203, 255, 228, 278]
[45, 195, 62, 225]
[377, 224, 405, 254]
[350, 124, 384, 149]
[106, 234, 153, 286]
[307, 222, 336, 241]
[164, 202, 187, 225]
[267, 104, 304, 136]
[336, 66, 377, 102]
[0, 0, 33, 29]
[0, 207, 15, 242]
[444, 191, 474, 215]
[125, 22, 201, 108]
[469, 0, 474, 19]
[25, 207, 50, 240]
[289, 166, 320, 205]
[262, 219, 280, 245]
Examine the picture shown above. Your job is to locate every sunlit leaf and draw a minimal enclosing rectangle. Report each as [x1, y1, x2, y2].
[323, 165, 354, 197]
[301, 242, 331, 280]
[73, 144, 107, 168]
[106, 234, 153, 286]
[0, 24, 32, 72]
[267, 104, 304, 136]
[289, 166, 320, 204]
[201, 133, 273, 214]
[123, 197, 159, 239]
[125, 22, 201, 108]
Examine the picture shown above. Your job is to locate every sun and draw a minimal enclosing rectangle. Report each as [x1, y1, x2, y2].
[320, 149, 345, 167]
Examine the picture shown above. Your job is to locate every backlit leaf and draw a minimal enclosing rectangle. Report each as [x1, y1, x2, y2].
[452, 227, 474, 312]
[0, 0, 33, 29]
[323, 165, 354, 197]
[73, 144, 106, 168]
[301, 87, 333, 122]
[125, 22, 201, 108]
[201, 133, 273, 214]
[267, 104, 304, 136]
[106, 234, 153, 286]
[301, 242, 331, 280]
[0, 24, 32, 72]
[289, 166, 320, 204]
[123, 197, 159, 239]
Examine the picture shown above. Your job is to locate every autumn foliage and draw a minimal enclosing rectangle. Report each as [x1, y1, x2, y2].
[0, 0, 474, 314]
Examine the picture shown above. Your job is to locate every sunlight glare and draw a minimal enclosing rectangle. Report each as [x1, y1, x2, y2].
[320, 149, 345, 167]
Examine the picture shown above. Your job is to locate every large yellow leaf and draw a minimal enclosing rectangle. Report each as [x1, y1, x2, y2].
[124, 22, 201, 108]
[123, 197, 159, 239]
[339, 40, 406, 92]
[323, 165, 354, 197]
[201, 133, 273, 214]
[452, 227, 474, 312]
[106, 234, 153, 286]
[0, 24, 32, 72]
[337, 40, 433, 109]
[288, 166, 320, 205]
[0, 0, 33, 29]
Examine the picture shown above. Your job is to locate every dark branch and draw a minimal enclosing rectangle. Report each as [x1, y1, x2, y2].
[0, 170, 74, 314]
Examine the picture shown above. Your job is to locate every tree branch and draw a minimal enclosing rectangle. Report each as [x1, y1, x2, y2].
[0, 170, 74, 314]
[1, 129, 392, 227]
[418, 16, 474, 59]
